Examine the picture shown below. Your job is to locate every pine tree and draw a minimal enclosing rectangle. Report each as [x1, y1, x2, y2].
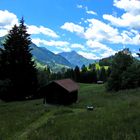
[81, 64, 87, 73]
[0, 18, 38, 100]
[92, 67, 97, 83]
[74, 66, 80, 82]
[98, 67, 107, 82]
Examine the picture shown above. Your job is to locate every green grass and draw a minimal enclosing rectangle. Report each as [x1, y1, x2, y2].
[0, 84, 140, 140]
[95, 63, 109, 70]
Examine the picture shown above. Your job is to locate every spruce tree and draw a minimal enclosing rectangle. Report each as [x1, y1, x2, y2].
[74, 66, 80, 82]
[0, 18, 37, 100]
[81, 64, 87, 73]
[98, 67, 107, 82]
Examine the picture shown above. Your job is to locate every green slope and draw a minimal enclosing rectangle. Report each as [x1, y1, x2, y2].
[0, 84, 140, 140]
[31, 43, 73, 68]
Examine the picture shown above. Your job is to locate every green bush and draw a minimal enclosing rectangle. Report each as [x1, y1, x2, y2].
[121, 63, 140, 89]
[107, 50, 140, 91]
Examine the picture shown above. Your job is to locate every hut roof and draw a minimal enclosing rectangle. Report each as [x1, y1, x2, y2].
[53, 79, 78, 92]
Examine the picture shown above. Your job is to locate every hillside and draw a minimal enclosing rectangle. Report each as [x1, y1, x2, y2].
[99, 56, 114, 66]
[59, 51, 96, 68]
[31, 43, 73, 70]
[0, 36, 5, 47]
[0, 84, 140, 140]
[0, 37, 98, 70]
[0, 37, 73, 72]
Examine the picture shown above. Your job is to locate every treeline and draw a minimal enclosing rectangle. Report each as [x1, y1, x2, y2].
[38, 64, 111, 88]
[38, 48, 140, 92]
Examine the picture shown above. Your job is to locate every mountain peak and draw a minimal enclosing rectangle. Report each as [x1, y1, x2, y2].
[71, 50, 77, 53]
[59, 51, 95, 67]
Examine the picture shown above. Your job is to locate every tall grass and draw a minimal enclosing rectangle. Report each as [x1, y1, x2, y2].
[0, 84, 140, 140]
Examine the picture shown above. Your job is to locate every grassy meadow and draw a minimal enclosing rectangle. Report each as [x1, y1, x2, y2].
[0, 84, 140, 140]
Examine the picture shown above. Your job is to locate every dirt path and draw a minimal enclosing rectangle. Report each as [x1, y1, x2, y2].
[15, 108, 85, 140]
[16, 111, 54, 140]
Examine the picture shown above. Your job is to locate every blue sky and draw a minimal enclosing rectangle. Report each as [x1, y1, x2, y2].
[0, 0, 140, 59]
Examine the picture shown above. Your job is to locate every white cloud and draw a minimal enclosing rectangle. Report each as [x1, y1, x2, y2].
[85, 18, 140, 45]
[86, 10, 97, 15]
[60, 17, 125, 48]
[0, 10, 18, 27]
[87, 40, 108, 50]
[78, 51, 100, 59]
[71, 43, 85, 50]
[103, 0, 140, 29]
[60, 16, 140, 55]
[59, 47, 71, 52]
[100, 51, 115, 58]
[0, 29, 8, 37]
[44, 40, 69, 47]
[28, 25, 59, 38]
[132, 52, 138, 57]
[0, 10, 59, 38]
[86, 40, 116, 58]
[53, 51, 60, 54]
[32, 38, 42, 46]
[103, 13, 140, 28]
[114, 0, 140, 15]
[86, 40, 116, 53]
[32, 38, 71, 52]
[119, 30, 140, 45]
[61, 22, 84, 35]
[32, 38, 69, 47]
[0, 10, 18, 37]
[84, 18, 120, 42]
[77, 5, 83, 9]
[61, 19, 122, 44]
[77, 5, 97, 15]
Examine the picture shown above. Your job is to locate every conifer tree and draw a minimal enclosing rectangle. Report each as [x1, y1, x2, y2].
[81, 64, 87, 72]
[98, 67, 107, 82]
[74, 66, 80, 82]
[0, 18, 37, 100]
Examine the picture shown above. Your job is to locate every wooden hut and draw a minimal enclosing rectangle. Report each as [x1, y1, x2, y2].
[41, 79, 78, 105]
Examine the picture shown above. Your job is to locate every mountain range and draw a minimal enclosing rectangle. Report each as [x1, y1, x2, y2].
[59, 51, 96, 68]
[31, 43, 74, 71]
[0, 37, 95, 71]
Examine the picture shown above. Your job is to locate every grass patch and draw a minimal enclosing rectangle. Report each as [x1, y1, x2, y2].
[0, 84, 140, 140]
[53, 108, 74, 116]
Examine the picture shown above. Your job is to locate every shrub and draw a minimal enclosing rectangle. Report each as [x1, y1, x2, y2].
[106, 50, 139, 91]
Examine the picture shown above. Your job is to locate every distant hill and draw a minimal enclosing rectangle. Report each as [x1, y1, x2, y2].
[59, 51, 96, 68]
[99, 56, 114, 66]
[31, 43, 73, 68]
[99, 49, 140, 67]
[0, 37, 73, 72]
[0, 36, 5, 47]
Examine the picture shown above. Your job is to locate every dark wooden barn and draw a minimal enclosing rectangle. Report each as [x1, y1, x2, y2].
[40, 79, 78, 105]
